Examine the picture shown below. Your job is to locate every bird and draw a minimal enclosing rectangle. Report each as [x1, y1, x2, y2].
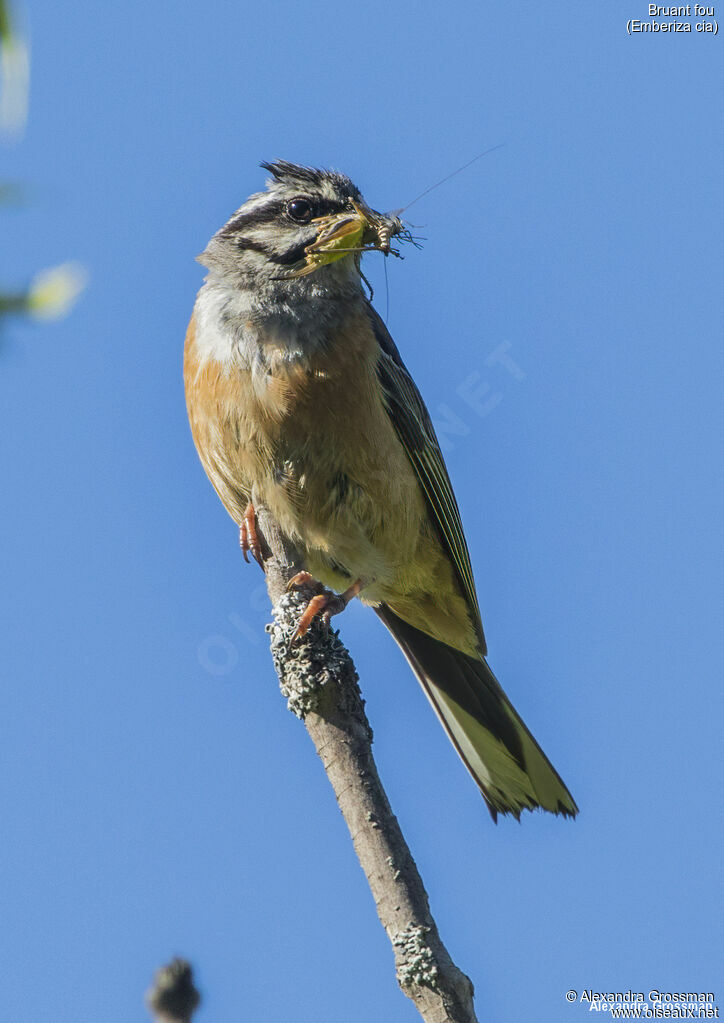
[184, 160, 578, 822]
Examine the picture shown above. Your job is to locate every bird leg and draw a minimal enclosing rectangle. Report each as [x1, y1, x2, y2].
[287, 572, 364, 642]
[239, 502, 265, 569]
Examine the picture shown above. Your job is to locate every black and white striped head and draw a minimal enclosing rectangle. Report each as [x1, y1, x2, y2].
[199, 161, 399, 287]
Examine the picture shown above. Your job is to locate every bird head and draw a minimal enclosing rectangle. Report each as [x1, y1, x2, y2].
[198, 161, 403, 288]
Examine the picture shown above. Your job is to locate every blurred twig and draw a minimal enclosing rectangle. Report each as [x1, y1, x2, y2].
[146, 959, 201, 1023]
[0, 0, 87, 328]
[0, 0, 29, 136]
[0, 262, 88, 321]
[0, 179, 23, 203]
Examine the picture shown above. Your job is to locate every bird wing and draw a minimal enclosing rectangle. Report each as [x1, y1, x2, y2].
[367, 304, 487, 655]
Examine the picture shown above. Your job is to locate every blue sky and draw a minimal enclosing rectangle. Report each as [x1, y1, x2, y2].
[2, 2, 722, 1020]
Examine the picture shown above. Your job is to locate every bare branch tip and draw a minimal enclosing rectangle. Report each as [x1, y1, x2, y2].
[146, 958, 200, 1023]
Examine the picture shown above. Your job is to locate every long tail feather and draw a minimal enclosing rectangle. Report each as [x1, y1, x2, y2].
[375, 605, 578, 821]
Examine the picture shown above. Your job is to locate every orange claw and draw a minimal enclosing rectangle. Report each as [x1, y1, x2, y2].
[239, 502, 265, 569]
[288, 576, 364, 643]
[287, 571, 317, 592]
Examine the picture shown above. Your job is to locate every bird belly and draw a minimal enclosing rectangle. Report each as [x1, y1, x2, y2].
[185, 308, 480, 656]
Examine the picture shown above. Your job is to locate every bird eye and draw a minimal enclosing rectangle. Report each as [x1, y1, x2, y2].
[286, 197, 313, 223]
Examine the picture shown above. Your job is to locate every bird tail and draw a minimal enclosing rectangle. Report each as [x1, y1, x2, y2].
[375, 605, 578, 821]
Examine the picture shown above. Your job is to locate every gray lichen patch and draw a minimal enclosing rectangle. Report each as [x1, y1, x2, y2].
[267, 591, 363, 720]
[386, 855, 402, 881]
[392, 924, 439, 989]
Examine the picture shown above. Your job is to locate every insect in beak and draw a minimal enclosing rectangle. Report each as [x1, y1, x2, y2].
[357, 204, 404, 255]
[275, 202, 407, 279]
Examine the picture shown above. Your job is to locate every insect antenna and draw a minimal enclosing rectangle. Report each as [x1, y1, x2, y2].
[391, 143, 506, 218]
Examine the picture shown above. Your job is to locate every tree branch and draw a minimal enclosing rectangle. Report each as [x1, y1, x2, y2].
[256, 503, 479, 1023]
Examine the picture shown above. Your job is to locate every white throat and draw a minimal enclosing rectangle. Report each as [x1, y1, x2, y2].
[192, 262, 366, 371]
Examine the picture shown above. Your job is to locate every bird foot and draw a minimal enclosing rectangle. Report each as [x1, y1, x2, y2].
[286, 573, 363, 642]
[239, 502, 265, 569]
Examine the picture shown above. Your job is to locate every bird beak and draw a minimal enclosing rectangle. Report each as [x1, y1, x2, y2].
[276, 202, 404, 279]
[311, 201, 403, 255]
[308, 207, 368, 254]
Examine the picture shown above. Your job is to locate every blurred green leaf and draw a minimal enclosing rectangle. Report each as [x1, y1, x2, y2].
[0, 1, 11, 42]
[1, 1, 87, 332]
[0, 180, 24, 204]
[0, 264, 89, 323]
[0, 0, 30, 135]
[26, 262, 89, 320]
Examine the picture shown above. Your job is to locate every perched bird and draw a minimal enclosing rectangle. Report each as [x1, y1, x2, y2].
[184, 160, 578, 821]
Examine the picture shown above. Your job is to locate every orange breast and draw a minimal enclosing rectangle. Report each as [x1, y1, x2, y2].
[183, 312, 257, 522]
[184, 304, 479, 654]
[183, 303, 422, 540]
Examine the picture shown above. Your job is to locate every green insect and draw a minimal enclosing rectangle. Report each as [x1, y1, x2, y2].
[280, 201, 403, 279]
